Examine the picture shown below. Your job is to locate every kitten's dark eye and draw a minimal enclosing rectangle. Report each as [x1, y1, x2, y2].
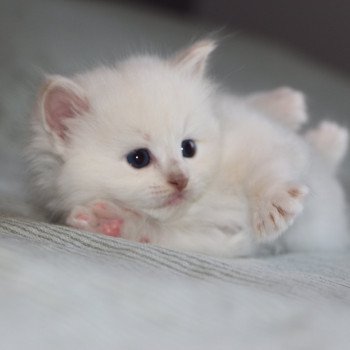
[181, 139, 196, 158]
[126, 148, 151, 169]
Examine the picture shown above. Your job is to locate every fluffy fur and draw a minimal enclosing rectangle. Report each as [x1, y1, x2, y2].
[27, 40, 349, 257]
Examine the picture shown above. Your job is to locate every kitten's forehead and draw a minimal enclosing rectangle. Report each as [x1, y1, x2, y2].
[96, 62, 210, 119]
[78, 57, 216, 152]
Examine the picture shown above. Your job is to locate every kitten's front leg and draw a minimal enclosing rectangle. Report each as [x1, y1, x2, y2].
[250, 182, 309, 239]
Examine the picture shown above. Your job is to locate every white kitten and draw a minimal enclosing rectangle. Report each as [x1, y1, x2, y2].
[27, 40, 349, 257]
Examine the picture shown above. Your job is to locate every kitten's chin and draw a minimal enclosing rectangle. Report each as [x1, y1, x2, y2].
[152, 207, 188, 222]
[142, 198, 191, 222]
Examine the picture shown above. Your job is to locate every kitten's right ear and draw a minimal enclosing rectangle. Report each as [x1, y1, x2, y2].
[38, 75, 89, 142]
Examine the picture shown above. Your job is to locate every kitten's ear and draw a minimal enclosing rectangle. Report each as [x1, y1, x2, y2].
[170, 39, 217, 77]
[39, 75, 89, 141]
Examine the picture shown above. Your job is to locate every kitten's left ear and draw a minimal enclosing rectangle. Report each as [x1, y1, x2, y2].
[170, 39, 217, 77]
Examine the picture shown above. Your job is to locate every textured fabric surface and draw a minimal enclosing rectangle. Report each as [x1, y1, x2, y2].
[0, 0, 350, 348]
[0, 217, 350, 349]
[1, 217, 350, 301]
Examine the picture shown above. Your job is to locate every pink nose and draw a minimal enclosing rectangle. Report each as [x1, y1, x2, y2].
[168, 173, 189, 192]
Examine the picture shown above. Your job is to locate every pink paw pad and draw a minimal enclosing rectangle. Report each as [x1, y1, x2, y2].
[74, 213, 90, 222]
[93, 202, 108, 211]
[98, 219, 123, 237]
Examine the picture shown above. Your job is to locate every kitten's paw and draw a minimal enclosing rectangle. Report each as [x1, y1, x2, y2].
[252, 184, 309, 239]
[66, 206, 97, 230]
[139, 236, 151, 244]
[95, 218, 123, 237]
[90, 200, 124, 237]
[66, 201, 124, 237]
[248, 87, 308, 130]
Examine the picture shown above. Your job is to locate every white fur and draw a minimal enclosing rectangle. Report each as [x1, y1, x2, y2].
[27, 40, 349, 257]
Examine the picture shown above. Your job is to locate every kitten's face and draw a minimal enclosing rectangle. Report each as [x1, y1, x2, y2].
[62, 62, 220, 220]
[37, 40, 221, 221]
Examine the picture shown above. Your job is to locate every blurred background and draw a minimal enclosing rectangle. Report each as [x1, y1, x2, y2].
[119, 0, 350, 76]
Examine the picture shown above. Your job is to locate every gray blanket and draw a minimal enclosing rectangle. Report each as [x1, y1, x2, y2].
[0, 217, 349, 349]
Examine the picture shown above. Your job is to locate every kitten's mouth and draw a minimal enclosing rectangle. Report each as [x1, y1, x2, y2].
[164, 192, 185, 207]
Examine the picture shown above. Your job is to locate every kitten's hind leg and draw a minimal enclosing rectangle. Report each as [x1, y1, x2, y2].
[246, 87, 308, 130]
[305, 121, 348, 168]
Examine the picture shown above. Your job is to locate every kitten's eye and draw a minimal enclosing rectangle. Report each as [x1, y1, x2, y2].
[181, 139, 196, 158]
[126, 148, 151, 169]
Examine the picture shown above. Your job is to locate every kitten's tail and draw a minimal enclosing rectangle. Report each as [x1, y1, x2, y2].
[305, 121, 348, 169]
